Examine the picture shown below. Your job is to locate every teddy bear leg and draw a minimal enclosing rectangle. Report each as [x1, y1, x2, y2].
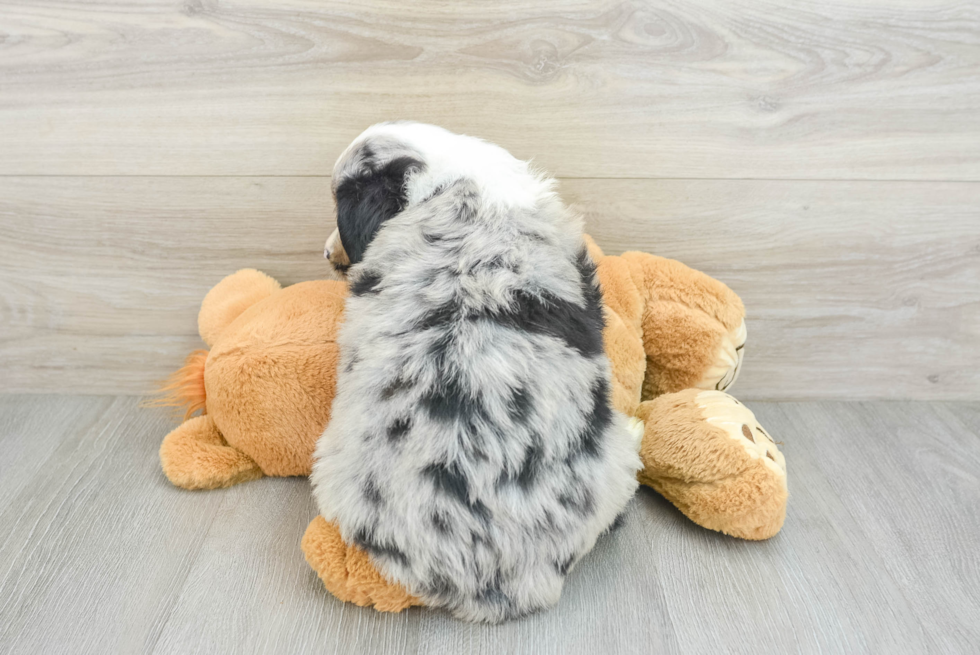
[619, 252, 747, 398]
[635, 389, 787, 540]
[159, 415, 264, 490]
[640, 309, 746, 399]
[302, 516, 422, 613]
[694, 319, 745, 392]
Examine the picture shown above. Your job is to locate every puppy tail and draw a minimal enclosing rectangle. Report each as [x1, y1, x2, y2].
[143, 349, 209, 421]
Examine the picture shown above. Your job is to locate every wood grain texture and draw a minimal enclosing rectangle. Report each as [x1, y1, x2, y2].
[565, 178, 980, 400]
[0, 176, 333, 395]
[0, 396, 229, 653]
[0, 0, 978, 178]
[1, 396, 978, 654]
[2, 176, 977, 399]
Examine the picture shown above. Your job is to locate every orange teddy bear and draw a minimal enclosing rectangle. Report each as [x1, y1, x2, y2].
[156, 238, 787, 613]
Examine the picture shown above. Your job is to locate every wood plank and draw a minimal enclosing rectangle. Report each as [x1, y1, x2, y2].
[2, 397, 979, 654]
[566, 178, 980, 401]
[2, 176, 977, 399]
[0, 0, 978, 178]
[0, 396, 228, 654]
[150, 481, 424, 655]
[938, 402, 980, 435]
[752, 401, 980, 652]
[0, 395, 114, 501]
[0, 175, 334, 395]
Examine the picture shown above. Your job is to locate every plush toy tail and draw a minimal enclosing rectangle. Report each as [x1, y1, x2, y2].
[145, 349, 209, 420]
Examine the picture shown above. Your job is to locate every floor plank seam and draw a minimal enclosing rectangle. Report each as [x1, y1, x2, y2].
[145, 478, 231, 655]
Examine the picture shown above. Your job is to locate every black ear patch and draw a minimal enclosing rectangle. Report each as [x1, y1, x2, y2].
[335, 154, 425, 265]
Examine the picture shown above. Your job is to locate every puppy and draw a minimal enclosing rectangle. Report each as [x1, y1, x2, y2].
[312, 122, 640, 622]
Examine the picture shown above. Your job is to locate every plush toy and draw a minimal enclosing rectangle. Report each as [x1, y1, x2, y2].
[156, 238, 787, 614]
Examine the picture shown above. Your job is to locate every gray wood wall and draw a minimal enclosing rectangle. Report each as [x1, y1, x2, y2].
[1, 0, 978, 400]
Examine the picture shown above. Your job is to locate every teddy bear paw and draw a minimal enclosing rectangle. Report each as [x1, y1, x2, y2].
[697, 389, 785, 474]
[636, 388, 787, 540]
[694, 319, 746, 392]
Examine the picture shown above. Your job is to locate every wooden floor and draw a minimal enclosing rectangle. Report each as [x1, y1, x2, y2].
[1, 395, 977, 654]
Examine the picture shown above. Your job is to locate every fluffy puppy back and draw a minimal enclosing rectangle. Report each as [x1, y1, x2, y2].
[313, 123, 640, 622]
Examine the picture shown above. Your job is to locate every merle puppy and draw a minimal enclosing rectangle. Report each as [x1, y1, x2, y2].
[312, 122, 640, 622]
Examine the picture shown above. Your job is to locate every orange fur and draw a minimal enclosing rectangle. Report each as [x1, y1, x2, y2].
[160, 415, 263, 489]
[302, 516, 421, 613]
[156, 244, 788, 616]
[145, 349, 209, 420]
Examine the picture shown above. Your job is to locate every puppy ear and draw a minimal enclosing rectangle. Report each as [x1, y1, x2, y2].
[335, 156, 424, 265]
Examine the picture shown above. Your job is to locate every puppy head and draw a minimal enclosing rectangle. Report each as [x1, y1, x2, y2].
[328, 122, 549, 275]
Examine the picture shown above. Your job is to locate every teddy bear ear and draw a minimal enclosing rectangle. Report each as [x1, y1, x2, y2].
[334, 154, 424, 266]
[198, 269, 281, 346]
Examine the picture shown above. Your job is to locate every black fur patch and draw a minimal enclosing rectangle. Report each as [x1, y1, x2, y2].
[353, 528, 409, 566]
[554, 554, 576, 576]
[469, 499, 492, 524]
[421, 375, 483, 423]
[350, 270, 383, 295]
[387, 416, 412, 442]
[515, 443, 544, 490]
[476, 289, 601, 357]
[567, 377, 612, 462]
[473, 250, 605, 357]
[423, 573, 459, 602]
[477, 570, 512, 606]
[575, 248, 605, 330]
[420, 341, 495, 432]
[423, 461, 492, 523]
[415, 249, 605, 358]
[507, 385, 533, 424]
[381, 376, 413, 400]
[363, 477, 384, 506]
[558, 489, 596, 517]
[497, 437, 544, 492]
[423, 461, 471, 505]
[416, 300, 459, 331]
[415, 302, 500, 434]
[607, 511, 627, 533]
[335, 153, 425, 265]
[431, 510, 453, 535]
